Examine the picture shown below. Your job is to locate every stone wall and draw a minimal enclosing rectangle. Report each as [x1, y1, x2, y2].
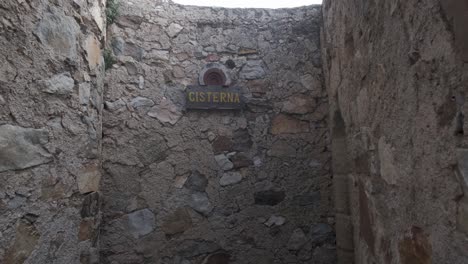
[0, 0, 105, 263]
[101, 1, 333, 263]
[322, 0, 468, 263]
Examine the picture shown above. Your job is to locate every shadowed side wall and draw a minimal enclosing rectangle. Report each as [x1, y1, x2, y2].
[101, 1, 334, 263]
[0, 0, 106, 263]
[322, 0, 468, 263]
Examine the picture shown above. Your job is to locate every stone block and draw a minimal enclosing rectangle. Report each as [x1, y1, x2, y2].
[188, 192, 213, 215]
[254, 189, 286, 206]
[35, 9, 80, 59]
[162, 208, 192, 235]
[42, 72, 75, 95]
[288, 228, 308, 250]
[220, 171, 243, 186]
[81, 192, 101, 218]
[282, 95, 316, 114]
[398, 227, 432, 264]
[310, 223, 334, 245]
[77, 162, 101, 194]
[271, 114, 310, 135]
[212, 136, 233, 154]
[184, 171, 208, 192]
[84, 34, 102, 72]
[127, 209, 156, 239]
[267, 140, 297, 157]
[4, 220, 39, 264]
[0, 125, 52, 172]
[214, 154, 234, 171]
[148, 98, 183, 125]
[240, 60, 266, 80]
[130, 96, 155, 109]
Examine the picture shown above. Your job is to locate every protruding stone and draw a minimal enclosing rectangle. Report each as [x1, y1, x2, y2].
[188, 192, 213, 215]
[79, 219, 96, 241]
[138, 75, 145, 89]
[271, 114, 309, 135]
[232, 129, 253, 152]
[167, 23, 184, 38]
[282, 95, 316, 114]
[238, 48, 258, 56]
[240, 60, 266, 80]
[0, 125, 52, 172]
[130, 96, 155, 109]
[254, 190, 286, 206]
[148, 98, 183, 125]
[35, 11, 80, 58]
[288, 228, 308, 250]
[231, 154, 253, 169]
[212, 136, 233, 154]
[42, 72, 75, 95]
[84, 34, 102, 71]
[184, 171, 208, 192]
[264, 215, 286, 227]
[127, 209, 156, 239]
[79, 83, 91, 105]
[77, 162, 101, 194]
[105, 99, 126, 112]
[4, 220, 39, 264]
[214, 154, 234, 171]
[399, 226, 432, 264]
[81, 192, 101, 218]
[162, 207, 192, 235]
[267, 140, 297, 157]
[89, 2, 104, 32]
[220, 172, 243, 186]
[292, 192, 321, 206]
[310, 223, 334, 245]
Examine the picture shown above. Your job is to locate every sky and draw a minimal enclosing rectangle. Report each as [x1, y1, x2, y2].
[172, 0, 322, 9]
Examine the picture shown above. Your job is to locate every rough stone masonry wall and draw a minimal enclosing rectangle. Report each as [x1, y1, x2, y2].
[0, 0, 105, 263]
[102, 1, 334, 263]
[322, 0, 468, 263]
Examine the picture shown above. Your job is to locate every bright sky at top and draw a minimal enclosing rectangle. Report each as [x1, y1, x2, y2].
[173, 0, 322, 9]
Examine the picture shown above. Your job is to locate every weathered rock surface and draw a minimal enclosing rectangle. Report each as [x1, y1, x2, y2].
[0, 125, 52, 172]
[188, 192, 213, 215]
[184, 171, 209, 192]
[240, 60, 266, 80]
[35, 9, 80, 58]
[214, 154, 234, 171]
[219, 172, 242, 186]
[271, 114, 309, 135]
[254, 190, 286, 206]
[162, 207, 193, 235]
[42, 72, 75, 95]
[288, 228, 308, 251]
[147, 98, 182, 125]
[127, 209, 156, 238]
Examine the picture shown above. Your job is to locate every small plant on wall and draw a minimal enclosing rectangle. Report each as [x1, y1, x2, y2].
[106, 0, 120, 25]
